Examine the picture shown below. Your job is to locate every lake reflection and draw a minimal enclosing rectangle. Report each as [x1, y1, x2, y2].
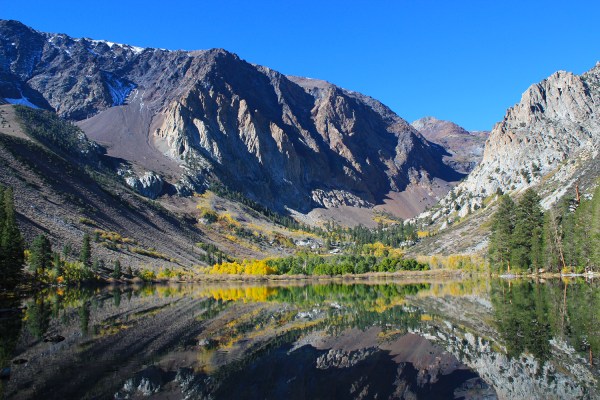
[1, 278, 599, 399]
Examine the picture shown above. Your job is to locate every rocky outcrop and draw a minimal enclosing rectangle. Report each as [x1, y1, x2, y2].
[116, 366, 165, 398]
[315, 348, 378, 369]
[412, 116, 487, 173]
[422, 63, 600, 224]
[0, 19, 463, 213]
[152, 61, 463, 211]
[124, 171, 164, 199]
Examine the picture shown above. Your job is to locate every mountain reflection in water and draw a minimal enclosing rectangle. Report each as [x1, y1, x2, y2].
[0, 278, 598, 399]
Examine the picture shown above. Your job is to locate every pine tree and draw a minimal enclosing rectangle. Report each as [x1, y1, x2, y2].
[80, 233, 92, 269]
[488, 194, 516, 271]
[29, 234, 53, 279]
[510, 189, 543, 270]
[0, 187, 25, 287]
[92, 258, 101, 273]
[590, 183, 600, 270]
[0, 185, 5, 231]
[530, 225, 544, 270]
[542, 210, 563, 271]
[112, 259, 121, 279]
[52, 252, 62, 276]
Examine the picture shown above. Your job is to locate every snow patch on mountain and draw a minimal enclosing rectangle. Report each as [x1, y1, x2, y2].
[103, 72, 136, 106]
[87, 39, 145, 54]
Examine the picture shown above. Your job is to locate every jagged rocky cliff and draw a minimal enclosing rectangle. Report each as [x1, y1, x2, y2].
[0, 19, 463, 214]
[412, 116, 487, 174]
[422, 63, 600, 224]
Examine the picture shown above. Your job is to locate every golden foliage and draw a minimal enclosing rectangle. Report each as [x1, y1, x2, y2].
[361, 242, 403, 257]
[197, 206, 219, 223]
[218, 212, 240, 227]
[130, 247, 172, 261]
[209, 259, 277, 275]
[79, 217, 99, 227]
[138, 268, 156, 281]
[203, 287, 278, 302]
[94, 229, 136, 244]
[417, 254, 487, 272]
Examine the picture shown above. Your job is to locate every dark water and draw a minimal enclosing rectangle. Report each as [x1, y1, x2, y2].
[0, 278, 599, 399]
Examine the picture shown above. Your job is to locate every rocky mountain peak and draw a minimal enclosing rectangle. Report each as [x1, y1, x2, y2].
[423, 63, 600, 226]
[411, 116, 487, 174]
[1, 20, 466, 216]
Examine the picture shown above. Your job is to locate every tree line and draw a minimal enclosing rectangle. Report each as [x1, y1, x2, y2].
[0, 185, 25, 287]
[208, 253, 429, 276]
[207, 182, 419, 248]
[488, 183, 599, 273]
[0, 183, 125, 289]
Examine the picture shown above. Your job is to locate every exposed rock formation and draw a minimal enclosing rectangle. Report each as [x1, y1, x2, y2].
[124, 171, 164, 199]
[412, 116, 487, 173]
[423, 63, 600, 224]
[0, 19, 463, 214]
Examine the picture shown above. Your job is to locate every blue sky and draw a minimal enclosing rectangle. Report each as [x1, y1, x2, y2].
[4, 0, 600, 131]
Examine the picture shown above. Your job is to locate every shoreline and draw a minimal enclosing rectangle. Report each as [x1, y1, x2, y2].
[6, 269, 600, 297]
[183, 268, 467, 283]
[497, 271, 600, 279]
[1, 269, 468, 297]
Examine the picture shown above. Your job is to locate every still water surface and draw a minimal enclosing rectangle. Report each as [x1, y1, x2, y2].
[0, 278, 599, 399]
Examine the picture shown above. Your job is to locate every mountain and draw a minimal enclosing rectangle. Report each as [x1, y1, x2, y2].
[0, 19, 463, 218]
[412, 63, 600, 255]
[411, 116, 487, 174]
[0, 104, 206, 269]
[458, 65, 600, 201]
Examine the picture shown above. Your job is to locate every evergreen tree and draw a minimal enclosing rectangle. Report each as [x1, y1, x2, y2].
[0, 187, 25, 287]
[29, 234, 52, 279]
[0, 185, 5, 231]
[560, 197, 578, 267]
[52, 252, 62, 276]
[80, 233, 92, 269]
[564, 182, 600, 270]
[112, 259, 121, 279]
[541, 210, 563, 271]
[590, 184, 600, 269]
[92, 258, 101, 273]
[488, 194, 516, 271]
[530, 225, 544, 270]
[510, 189, 543, 270]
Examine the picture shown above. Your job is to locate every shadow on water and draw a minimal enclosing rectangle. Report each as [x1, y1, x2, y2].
[0, 295, 21, 397]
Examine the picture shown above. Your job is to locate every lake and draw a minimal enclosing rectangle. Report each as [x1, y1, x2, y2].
[1, 277, 599, 399]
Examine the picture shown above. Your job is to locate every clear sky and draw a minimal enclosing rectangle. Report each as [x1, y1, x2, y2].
[3, 0, 600, 131]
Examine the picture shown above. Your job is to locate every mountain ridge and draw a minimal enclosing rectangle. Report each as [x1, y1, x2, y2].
[411, 116, 487, 174]
[0, 19, 465, 217]
[411, 62, 600, 255]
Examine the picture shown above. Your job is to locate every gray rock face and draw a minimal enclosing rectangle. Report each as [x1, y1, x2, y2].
[315, 348, 378, 369]
[116, 366, 164, 398]
[424, 63, 600, 223]
[466, 67, 600, 195]
[412, 116, 488, 174]
[125, 171, 164, 199]
[0, 19, 464, 213]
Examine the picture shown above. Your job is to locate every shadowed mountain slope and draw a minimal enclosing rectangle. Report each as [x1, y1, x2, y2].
[0, 19, 463, 216]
